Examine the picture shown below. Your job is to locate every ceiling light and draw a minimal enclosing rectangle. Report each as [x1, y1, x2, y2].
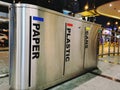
[107, 22, 110, 26]
[48, 0, 50, 3]
[118, 10, 120, 13]
[115, 21, 118, 25]
[84, 5, 89, 10]
[118, 26, 120, 30]
[109, 4, 112, 7]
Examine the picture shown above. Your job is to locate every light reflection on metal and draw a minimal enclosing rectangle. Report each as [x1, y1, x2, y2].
[63, 9, 71, 15]
[0, 1, 11, 6]
[0, 12, 9, 22]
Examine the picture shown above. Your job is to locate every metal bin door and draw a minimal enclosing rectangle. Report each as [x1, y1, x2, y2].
[63, 19, 84, 76]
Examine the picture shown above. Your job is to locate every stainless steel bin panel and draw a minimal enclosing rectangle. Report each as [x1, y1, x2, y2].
[9, 3, 101, 90]
[84, 23, 100, 69]
[36, 13, 65, 88]
[64, 19, 84, 76]
[10, 5, 30, 90]
[10, 4, 65, 90]
[37, 12, 84, 89]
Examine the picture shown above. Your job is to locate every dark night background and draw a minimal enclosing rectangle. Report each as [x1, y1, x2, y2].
[0, 0, 118, 28]
[0, 0, 115, 12]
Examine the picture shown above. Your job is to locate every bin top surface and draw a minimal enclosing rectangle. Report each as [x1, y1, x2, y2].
[10, 3, 100, 27]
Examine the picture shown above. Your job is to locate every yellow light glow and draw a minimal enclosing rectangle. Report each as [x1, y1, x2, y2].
[118, 10, 120, 13]
[109, 4, 112, 7]
[118, 26, 120, 30]
[84, 4, 89, 10]
[107, 22, 110, 26]
[79, 10, 99, 17]
[115, 21, 118, 25]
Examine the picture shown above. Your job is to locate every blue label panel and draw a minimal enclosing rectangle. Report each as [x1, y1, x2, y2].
[33, 16, 44, 22]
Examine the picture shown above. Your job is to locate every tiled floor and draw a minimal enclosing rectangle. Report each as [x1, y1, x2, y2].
[50, 56, 120, 90]
[0, 51, 120, 90]
[0, 51, 9, 90]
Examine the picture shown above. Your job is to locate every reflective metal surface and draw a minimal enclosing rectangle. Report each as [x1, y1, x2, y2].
[9, 4, 100, 90]
[84, 24, 99, 70]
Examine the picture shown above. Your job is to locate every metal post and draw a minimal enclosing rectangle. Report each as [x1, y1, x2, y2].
[101, 36, 104, 57]
[97, 32, 101, 57]
[113, 36, 116, 56]
[118, 38, 120, 55]
[108, 35, 111, 56]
